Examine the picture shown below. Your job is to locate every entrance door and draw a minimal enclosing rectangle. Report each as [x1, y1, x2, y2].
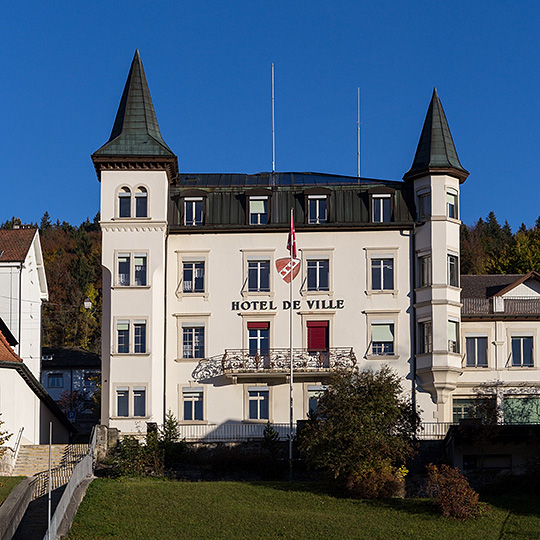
[248, 322, 270, 368]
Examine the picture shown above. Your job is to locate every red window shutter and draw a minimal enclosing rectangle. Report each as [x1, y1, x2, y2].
[247, 321, 270, 330]
[307, 321, 329, 350]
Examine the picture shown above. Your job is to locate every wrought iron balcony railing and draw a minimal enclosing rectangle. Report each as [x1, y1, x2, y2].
[191, 347, 356, 381]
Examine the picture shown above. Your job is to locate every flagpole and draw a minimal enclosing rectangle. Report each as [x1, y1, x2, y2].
[289, 207, 294, 480]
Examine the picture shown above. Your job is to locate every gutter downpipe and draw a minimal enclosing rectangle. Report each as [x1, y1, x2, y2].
[18, 263, 23, 356]
[163, 221, 168, 427]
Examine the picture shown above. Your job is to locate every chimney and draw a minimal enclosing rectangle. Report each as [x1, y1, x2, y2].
[13, 218, 21, 230]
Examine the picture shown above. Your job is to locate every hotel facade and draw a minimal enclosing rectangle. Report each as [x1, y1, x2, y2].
[93, 52, 540, 440]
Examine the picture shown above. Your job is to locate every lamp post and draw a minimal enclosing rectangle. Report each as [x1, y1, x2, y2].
[83, 298, 92, 348]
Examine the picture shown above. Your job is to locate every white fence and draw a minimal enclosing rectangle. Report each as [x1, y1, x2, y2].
[178, 422, 296, 442]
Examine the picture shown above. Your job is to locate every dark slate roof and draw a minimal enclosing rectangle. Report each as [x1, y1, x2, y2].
[0, 228, 36, 263]
[93, 50, 174, 157]
[42, 347, 101, 369]
[461, 274, 525, 299]
[403, 88, 469, 183]
[175, 172, 401, 188]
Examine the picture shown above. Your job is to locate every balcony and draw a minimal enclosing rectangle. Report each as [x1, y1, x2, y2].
[191, 347, 356, 382]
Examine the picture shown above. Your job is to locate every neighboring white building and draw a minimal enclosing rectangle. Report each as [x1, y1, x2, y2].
[92, 51, 540, 439]
[0, 319, 70, 472]
[0, 226, 48, 379]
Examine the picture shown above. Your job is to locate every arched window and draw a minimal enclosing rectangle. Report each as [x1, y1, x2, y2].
[135, 187, 148, 218]
[118, 187, 131, 218]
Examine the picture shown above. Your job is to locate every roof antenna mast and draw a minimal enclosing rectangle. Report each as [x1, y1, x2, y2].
[272, 63, 276, 176]
[357, 87, 361, 181]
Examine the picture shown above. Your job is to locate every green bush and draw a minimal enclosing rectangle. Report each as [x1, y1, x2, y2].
[426, 464, 483, 520]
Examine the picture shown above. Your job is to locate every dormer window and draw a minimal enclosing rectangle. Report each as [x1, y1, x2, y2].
[135, 187, 148, 218]
[308, 195, 327, 224]
[372, 194, 391, 223]
[249, 196, 268, 225]
[118, 187, 131, 218]
[184, 197, 204, 226]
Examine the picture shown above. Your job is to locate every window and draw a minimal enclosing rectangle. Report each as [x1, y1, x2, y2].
[183, 388, 204, 421]
[504, 396, 540, 424]
[453, 397, 495, 424]
[48, 373, 64, 388]
[308, 196, 327, 224]
[183, 262, 205, 293]
[117, 388, 129, 417]
[118, 254, 130, 286]
[419, 255, 431, 287]
[117, 321, 130, 353]
[184, 197, 203, 226]
[133, 387, 146, 417]
[118, 187, 131, 218]
[307, 385, 326, 416]
[371, 258, 393, 291]
[135, 187, 148, 218]
[307, 259, 329, 291]
[447, 192, 458, 219]
[511, 336, 533, 367]
[248, 260, 270, 292]
[418, 192, 431, 221]
[307, 321, 329, 356]
[448, 320, 459, 353]
[448, 254, 459, 287]
[134, 321, 147, 354]
[116, 320, 147, 354]
[372, 194, 391, 223]
[116, 386, 147, 418]
[248, 387, 269, 420]
[466, 337, 488, 367]
[248, 322, 270, 358]
[117, 253, 147, 287]
[371, 323, 394, 356]
[183, 327, 205, 359]
[419, 321, 432, 354]
[249, 197, 268, 225]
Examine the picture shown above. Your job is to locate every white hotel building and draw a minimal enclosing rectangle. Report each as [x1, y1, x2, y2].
[93, 52, 540, 440]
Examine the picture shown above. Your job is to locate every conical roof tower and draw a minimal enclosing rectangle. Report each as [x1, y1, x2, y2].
[92, 50, 178, 179]
[403, 88, 468, 183]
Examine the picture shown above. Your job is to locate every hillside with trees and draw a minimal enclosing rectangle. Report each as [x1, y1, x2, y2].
[1, 213, 101, 353]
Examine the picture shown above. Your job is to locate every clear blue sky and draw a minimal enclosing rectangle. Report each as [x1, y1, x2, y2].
[2, 1, 539, 231]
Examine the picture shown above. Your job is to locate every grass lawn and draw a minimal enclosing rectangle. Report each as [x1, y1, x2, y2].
[0, 476, 24, 506]
[65, 479, 540, 540]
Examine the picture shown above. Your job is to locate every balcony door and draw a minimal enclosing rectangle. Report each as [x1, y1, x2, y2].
[307, 321, 329, 367]
[248, 322, 270, 368]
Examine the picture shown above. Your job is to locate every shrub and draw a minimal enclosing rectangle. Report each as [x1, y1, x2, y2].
[426, 463, 482, 520]
[346, 465, 405, 499]
[298, 367, 418, 495]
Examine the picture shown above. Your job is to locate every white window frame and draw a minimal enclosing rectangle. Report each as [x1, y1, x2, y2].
[448, 320, 460, 354]
[301, 249, 334, 296]
[417, 190, 431, 221]
[447, 253, 459, 287]
[249, 196, 269, 225]
[174, 314, 210, 362]
[418, 253, 432, 288]
[365, 312, 399, 360]
[465, 335, 488, 368]
[241, 249, 275, 298]
[418, 320, 432, 354]
[304, 383, 327, 418]
[370, 257, 394, 292]
[180, 385, 206, 423]
[184, 197, 204, 226]
[176, 251, 210, 299]
[115, 251, 148, 287]
[372, 194, 392, 223]
[510, 335, 534, 368]
[447, 190, 458, 220]
[114, 317, 149, 355]
[365, 247, 398, 295]
[117, 185, 150, 219]
[182, 261, 205, 294]
[114, 385, 148, 418]
[307, 195, 328, 224]
[245, 384, 271, 422]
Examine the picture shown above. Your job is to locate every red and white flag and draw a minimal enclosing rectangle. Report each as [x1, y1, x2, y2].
[287, 213, 297, 259]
